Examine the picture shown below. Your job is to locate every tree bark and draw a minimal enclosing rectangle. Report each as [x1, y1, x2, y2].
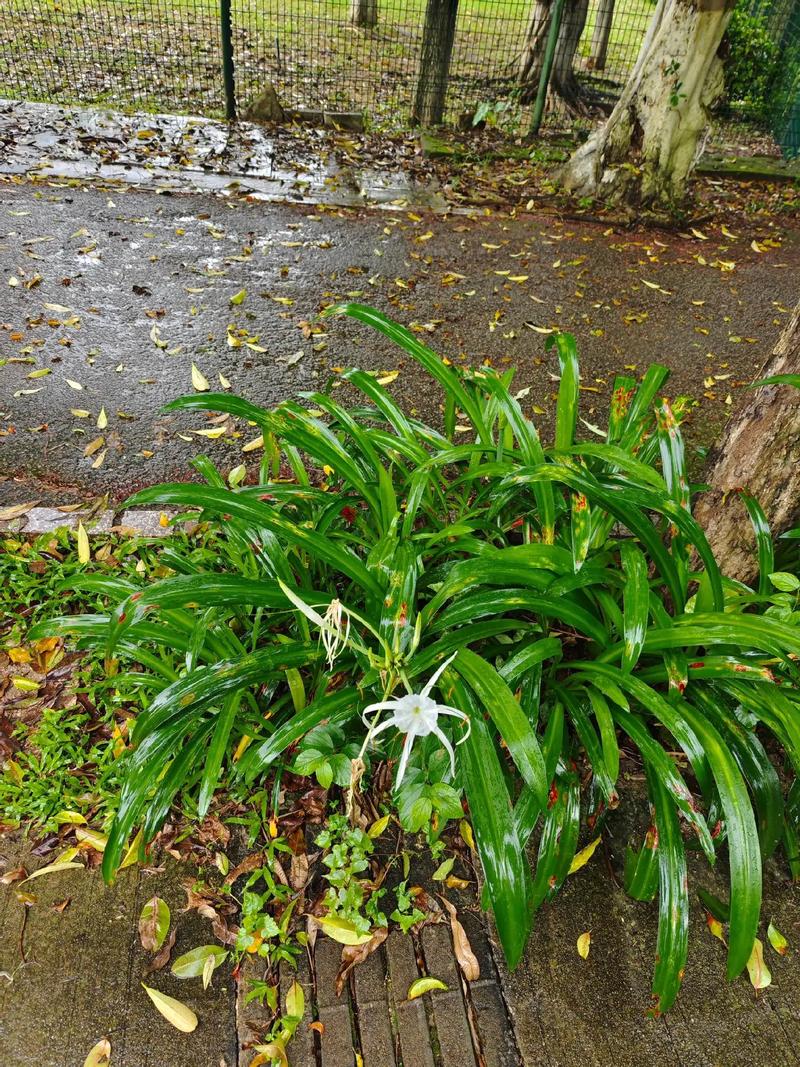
[694, 301, 800, 585]
[350, 0, 378, 28]
[586, 0, 616, 70]
[413, 0, 460, 126]
[560, 0, 734, 207]
[518, 0, 591, 109]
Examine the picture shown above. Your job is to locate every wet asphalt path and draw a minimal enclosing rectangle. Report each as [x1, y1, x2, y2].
[1, 176, 797, 502]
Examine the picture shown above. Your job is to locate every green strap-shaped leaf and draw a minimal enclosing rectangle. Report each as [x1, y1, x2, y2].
[442, 674, 534, 968]
[644, 762, 689, 1014]
[618, 363, 670, 451]
[530, 765, 581, 913]
[379, 542, 418, 657]
[648, 614, 800, 659]
[558, 687, 617, 803]
[558, 443, 667, 490]
[547, 332, 580, 452]
[738, 491, 774, 597]
[237, 689, 356, 781]
[197, 692, 242, 819]
[431, 588, 607, 646]
[123, 483, 382, 597]
[327, 303, 491, 445]
[479, 373, 556, 543]
[103, 715, 212, 880]
[624, 832, 658, 902]
[131, 643, 323, 744]
[106, 574, 289, 654]
[680, 701, 761, 979]
[693, 686, 782, 860]
[607, 374, 637, 443]
[455, 649, 548, 808]
[586, 686, 620, 784]
[570, 491, 591, 572]
[620, 542, 650, 672]
[655, 401, 690, 512]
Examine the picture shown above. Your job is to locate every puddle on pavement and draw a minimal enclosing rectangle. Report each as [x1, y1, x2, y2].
[1, 97, 447, 212]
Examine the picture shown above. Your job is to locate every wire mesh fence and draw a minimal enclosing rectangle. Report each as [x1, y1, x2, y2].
[0, 0, 797, 152]
[0, 0, 659, 125]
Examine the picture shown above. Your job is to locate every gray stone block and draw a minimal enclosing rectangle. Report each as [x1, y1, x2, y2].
[386, 932, 435, 1067]
[23, 507, 115, 533]
[118, 509, 177, 536]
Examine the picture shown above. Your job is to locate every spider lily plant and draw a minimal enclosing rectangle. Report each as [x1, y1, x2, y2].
[32, 303, 800, 1013]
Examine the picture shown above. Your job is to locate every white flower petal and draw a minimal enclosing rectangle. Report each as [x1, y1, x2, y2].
[278, 580, 328, 628]
[361, 699, 402, 724]
[394, 733, 414, 789]
[420, 651, 459, 699]
[431, 723, 457, 778]
[365, 717, 400, 741]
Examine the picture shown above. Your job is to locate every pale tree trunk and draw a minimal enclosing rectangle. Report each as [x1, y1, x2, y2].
[350, 0, 378, 28]
[518, 0, 591, 110]
[694, 302, 800, 585]
[586, 0, 616, 70]
[413, 0, 460, 126]
[560, 0, 734, 207]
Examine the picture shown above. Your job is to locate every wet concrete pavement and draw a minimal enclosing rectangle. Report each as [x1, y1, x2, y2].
[1, 172, 798, 503]
[3, 786, 800, 1067]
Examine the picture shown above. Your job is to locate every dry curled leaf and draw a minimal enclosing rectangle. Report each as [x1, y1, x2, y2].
[0, 501, 38, 520]
[0, 866, 27, 886]
[145, 927, 177, 974]
[335, 927, 389, 995]
[439, 896, 479, 982]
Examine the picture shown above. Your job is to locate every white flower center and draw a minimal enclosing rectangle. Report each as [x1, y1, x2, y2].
[390, 693, 439, 736]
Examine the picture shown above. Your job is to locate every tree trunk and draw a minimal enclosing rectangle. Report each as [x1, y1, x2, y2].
[350, 0, 378, 28]
[413, 0, 460, 126]
[586, 0, 616, 70]
[518, 0, 591, 109]
[694, 301, 800, 585]
[560, 0, 734, 207]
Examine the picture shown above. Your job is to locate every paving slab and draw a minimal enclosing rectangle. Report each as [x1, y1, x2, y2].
[0, 835, 237, 1067]
[20, 507, 114, 533]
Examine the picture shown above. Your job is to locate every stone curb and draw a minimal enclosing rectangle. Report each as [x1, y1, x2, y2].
[0, 506, 184, 538]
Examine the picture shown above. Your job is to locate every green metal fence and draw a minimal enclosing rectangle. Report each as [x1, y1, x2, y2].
[0, 0, 798, 154]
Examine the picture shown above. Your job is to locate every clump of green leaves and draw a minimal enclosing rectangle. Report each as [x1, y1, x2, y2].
[32, 303, 800, 1015]
[0, 698, 122, 831]
[724, 9, 780, 114]
[316, 813, 387, 935]
[235, 841, 303, 967]
[291, 724, 361, 790]
[395, 747, 464, 857]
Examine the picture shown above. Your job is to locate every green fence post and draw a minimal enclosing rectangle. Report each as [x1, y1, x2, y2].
[528, 0, 566, 138]
[220, 0, 237, 120]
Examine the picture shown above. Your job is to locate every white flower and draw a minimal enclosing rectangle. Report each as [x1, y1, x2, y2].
[279, 581, 351, 669]
[361, 652, 470, 788]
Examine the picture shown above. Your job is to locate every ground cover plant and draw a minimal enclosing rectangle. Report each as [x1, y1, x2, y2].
[26, 303, 800, 1014]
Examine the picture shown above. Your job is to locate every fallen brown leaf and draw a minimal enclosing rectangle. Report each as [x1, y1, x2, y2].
[335, 927, 389, 996]
[439, 896, 479, 982]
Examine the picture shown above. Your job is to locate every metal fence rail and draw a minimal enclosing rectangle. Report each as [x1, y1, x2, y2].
[0, 0, 797, 152]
